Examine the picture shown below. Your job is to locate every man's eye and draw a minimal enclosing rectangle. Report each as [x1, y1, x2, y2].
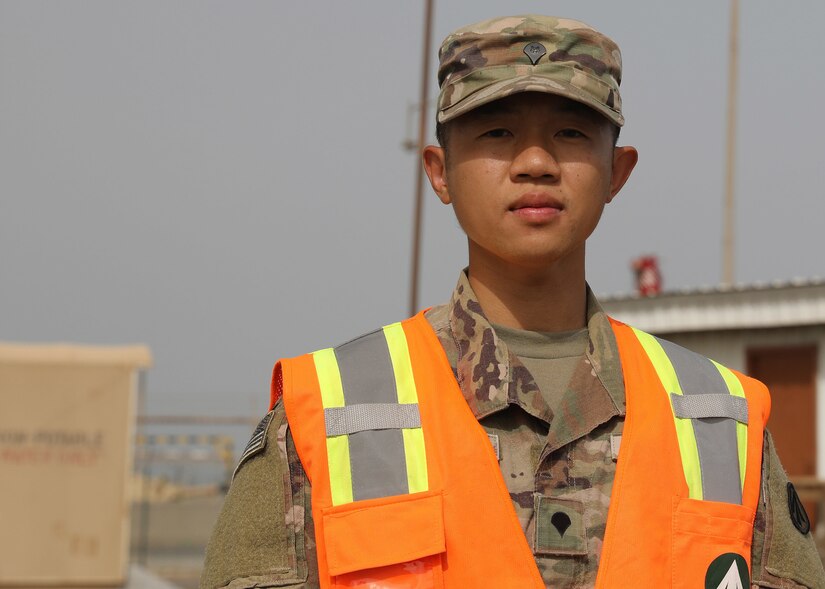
[557, 129, 585, 138]
[482, 128, 512, 138]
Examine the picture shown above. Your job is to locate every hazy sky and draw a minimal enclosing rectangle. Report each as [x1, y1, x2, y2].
[3, 1, 824, 417]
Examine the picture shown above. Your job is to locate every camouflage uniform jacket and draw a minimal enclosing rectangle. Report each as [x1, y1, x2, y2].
[202, 273, 825, 589]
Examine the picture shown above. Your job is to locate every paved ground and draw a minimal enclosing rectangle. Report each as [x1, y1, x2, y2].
[131, 494, 224, 589]
[128, 565, 183, 589]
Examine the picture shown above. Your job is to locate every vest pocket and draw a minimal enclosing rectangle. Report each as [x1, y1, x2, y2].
[322, 490, 446, 589]
[671, 496, 754, 589]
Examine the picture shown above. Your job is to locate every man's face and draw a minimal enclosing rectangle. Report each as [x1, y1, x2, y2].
[424, 92, 637, 271]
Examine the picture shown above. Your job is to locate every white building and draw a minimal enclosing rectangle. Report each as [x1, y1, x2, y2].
[601, 278, 825, 481]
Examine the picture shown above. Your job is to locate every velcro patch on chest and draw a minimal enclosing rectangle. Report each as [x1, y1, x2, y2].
[233, 410, 274, 480]
[533, 495, 587, 556]
[610, 434, 622, 461]
[487, 433, 501, 461]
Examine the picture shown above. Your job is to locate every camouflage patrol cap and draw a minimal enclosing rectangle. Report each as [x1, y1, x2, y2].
[437, 15, 624, 126]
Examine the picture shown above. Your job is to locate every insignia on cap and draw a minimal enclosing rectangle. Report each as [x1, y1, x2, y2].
[787, 482, 811, 535]
[523, 42, 547, 65]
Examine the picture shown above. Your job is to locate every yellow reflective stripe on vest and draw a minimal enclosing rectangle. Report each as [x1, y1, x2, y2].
[631, 328, 704, 500]
[632, 327, 749, 503]
[711, 360, 748, 489]
[383, 322, 428, 494]
[312, 348, 353, 506]
[314, 348, 345, 408]
[312, 325, 428, 506]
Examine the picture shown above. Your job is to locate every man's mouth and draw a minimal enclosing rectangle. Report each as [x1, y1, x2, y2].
[509, 193, 564, 221]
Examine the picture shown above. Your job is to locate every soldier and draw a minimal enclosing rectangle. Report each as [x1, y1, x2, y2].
[201, 15, 825, 588]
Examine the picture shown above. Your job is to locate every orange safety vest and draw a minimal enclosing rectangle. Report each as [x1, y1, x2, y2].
[275, 312, 769, 589]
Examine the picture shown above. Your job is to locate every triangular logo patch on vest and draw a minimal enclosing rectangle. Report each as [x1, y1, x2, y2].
[705, 553, 748, 589]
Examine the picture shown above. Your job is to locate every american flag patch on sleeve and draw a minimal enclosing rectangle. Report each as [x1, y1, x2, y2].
[232, 410, 275, 480]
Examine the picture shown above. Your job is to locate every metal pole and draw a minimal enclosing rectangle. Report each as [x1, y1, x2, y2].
[409, 0, 434, 316]
[136, 370, 150, 566]
[722, 0, 739, 286]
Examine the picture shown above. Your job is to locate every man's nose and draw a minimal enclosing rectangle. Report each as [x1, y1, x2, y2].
[510, 142, 561, 180]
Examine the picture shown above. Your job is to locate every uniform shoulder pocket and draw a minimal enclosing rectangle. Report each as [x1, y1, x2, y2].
[753, 432, 825, 588]
[201, 404, 310, 588]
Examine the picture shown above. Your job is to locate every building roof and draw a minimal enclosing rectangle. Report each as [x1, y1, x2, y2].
[0, 342, 152, 367]
[599, 277, 825, 334]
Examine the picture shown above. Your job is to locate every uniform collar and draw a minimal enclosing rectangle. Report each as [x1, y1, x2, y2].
[445, 270, 625, 440]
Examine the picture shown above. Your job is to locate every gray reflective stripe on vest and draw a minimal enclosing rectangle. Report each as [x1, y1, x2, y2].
[325, 403, 421, 436]
[657, 338, 743, 504]
[332, 329, 409, 501]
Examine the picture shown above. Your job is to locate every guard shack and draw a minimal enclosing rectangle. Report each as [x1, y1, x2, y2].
[0, 343, 151, 587]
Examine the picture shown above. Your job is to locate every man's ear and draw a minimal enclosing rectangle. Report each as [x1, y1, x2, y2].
[423, 145, 451, 205]
[607, 145, 639, 203]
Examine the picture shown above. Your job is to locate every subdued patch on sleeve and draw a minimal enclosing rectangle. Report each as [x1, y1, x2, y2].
[200, 402, 309, 589]
[233, 410, 275, 481]
[751, 431, 825, 588]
